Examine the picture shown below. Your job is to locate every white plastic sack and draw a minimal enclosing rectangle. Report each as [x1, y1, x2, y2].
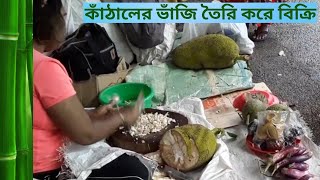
[62, 98, 237, 180]
[62, 142, 158, 180]
[180, 23, 255, 55]
[128, 23, 177, 65]
[61, 0, 135, 64]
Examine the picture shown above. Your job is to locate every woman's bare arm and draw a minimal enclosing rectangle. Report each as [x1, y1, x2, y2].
[47, 95, 139, 145]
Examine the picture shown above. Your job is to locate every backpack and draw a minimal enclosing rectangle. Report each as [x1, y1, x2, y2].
[116, 0, 165, 49]
[51, 23, 121, 82]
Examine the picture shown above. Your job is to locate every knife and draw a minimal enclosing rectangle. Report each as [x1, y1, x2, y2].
[158, 165, 194, 180]
[135, 90, 145, 114]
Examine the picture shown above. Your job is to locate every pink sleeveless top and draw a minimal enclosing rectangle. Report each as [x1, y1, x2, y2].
[33, 49, 76, 173]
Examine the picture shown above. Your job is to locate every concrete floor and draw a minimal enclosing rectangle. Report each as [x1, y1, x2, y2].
[250, 23, 320, 145]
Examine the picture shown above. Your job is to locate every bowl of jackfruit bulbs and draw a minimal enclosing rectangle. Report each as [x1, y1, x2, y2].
[108, 108, 189, 154]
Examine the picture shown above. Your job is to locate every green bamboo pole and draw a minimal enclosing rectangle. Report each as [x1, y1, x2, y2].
[26, 0, 33, 107]
[15, 62, 32, 180]
[26, 0, 33, 178]
[16, 0, 31, 179]
[25, 65, 33, 180]
[0, 1, 19, 179]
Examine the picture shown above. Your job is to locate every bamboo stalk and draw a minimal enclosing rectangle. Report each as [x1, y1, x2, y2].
[16, 0, 27, 151]
[0, 35, 18, 180]
[0, 38, 18, 178]
[0, 156, 16, 180]
[26, 0, 33, 177]
[16, 151, 28, 180]
[16, 0, 31, 179]
[26, 0, 33, 107]
[0, 0, 19, 179]
[15, 62, 33, 180]
[25, 67, 33, 180]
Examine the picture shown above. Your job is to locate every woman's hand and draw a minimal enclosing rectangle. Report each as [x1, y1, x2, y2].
[121, 105, 141, 126]
[87, 100, 118, 120]
[47, 92, 144, 145]
[90, 99, 142, 126]
[119, 92, 144, 126]
[48, 95, 133, 145]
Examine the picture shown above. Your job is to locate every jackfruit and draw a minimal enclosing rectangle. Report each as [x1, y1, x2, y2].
[159, 124, 217, 172]
[242, 99, 268, 125]
[245, 92, 268, 105]
[172, 34, 250, 70]
[267, 104, 289, 111]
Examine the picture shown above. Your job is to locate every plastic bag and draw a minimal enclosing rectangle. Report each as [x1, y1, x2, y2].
[119, 23, 165, 49]
[180, 23, 255, 55]
[61, 0, 134, 64]
[253, 111, 289, 151]
[283, 111, 305, 146]
[128, 23, 177, 65]
[61, 141, 158, 180]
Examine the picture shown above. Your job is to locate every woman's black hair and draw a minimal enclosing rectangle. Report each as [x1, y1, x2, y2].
[33, 0, 65, 42]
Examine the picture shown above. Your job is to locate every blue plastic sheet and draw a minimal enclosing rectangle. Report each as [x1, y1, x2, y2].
[126, 61, 253, 106]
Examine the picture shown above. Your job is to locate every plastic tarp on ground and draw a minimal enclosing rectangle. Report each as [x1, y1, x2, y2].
[60, 98, 235, 180]
[126, 61, 253, 106]
[52, 101, 320, 180]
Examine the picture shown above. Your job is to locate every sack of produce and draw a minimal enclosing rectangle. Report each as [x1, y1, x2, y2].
[128, 23, 176, 65]
[115, 0, 166, 49]
[159, 124, 218, 172]
[172, 34, 250, 70]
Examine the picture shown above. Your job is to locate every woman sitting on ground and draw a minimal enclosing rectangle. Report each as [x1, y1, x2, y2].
[33, 0, 149, 179]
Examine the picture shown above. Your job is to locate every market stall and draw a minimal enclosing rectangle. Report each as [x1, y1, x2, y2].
[47, 1, 320, 180]
[59, 83, 320, 180]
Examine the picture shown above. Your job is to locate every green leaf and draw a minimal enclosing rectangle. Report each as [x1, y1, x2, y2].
[226, 132, 238, 140]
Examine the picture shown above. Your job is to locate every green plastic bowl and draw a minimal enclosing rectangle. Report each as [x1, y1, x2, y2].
[99, 83, 154, 108]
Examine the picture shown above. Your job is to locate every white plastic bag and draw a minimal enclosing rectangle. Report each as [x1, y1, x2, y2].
[61, 0, 135, 64]
[180, 23, 255, 55]
[220, 23, 255, 55]
[128, 23, 177, 65]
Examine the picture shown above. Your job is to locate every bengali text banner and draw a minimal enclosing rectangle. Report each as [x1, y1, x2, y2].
[83, 2, 318, 23]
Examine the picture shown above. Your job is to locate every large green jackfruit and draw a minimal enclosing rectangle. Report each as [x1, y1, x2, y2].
[159, 124, 217, 172]
[172, 34, 249, 70]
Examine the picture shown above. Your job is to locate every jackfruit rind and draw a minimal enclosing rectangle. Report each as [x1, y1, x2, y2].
[172, 34, 241, 70]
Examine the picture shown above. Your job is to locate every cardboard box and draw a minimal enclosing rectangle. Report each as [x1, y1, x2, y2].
[203, 82, 272, 129]
[73, 57, 131, 107]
